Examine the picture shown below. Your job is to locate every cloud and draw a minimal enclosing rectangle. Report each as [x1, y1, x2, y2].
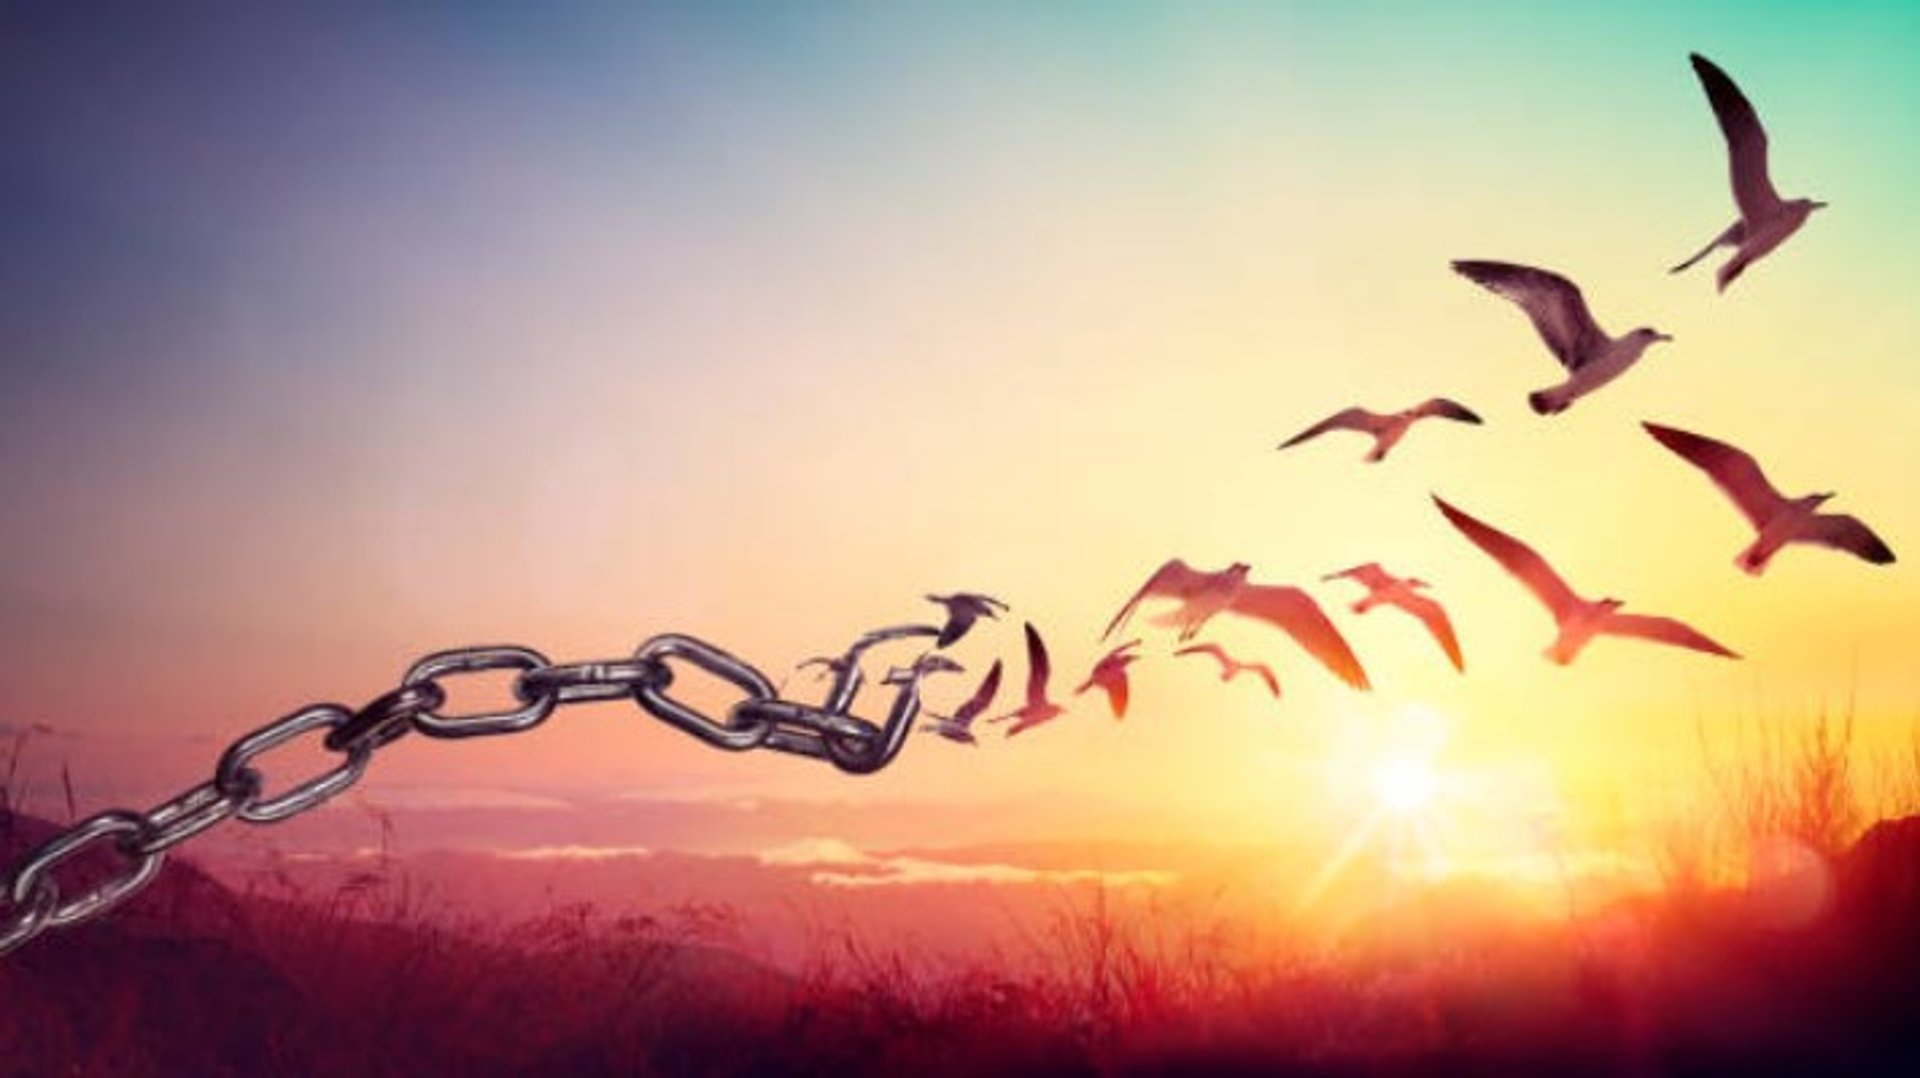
[758, 837, 1178, 889]
[358, 787, 577, 811]
[497, 845, 652, 862]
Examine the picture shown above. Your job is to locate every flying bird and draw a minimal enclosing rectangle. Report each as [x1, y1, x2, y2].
[1323, 563, 1465, 672]
[1102, 559, 1251, 642]
[1222, 584, 1372, 691]
[1671, 53, 1826, 293]
[926, 592, 1010, 648]
[1172, 643, 1281, 698]
[1643, 422, 1894, 575]
[921, 659, 1003, 746]
[1278, 399, 1483, 462]
[1434, 495, 1738, 664]
[1452, 260, 1672, 415]
[991, 623, 1069, 737]
[1075, 640, 1144, 719]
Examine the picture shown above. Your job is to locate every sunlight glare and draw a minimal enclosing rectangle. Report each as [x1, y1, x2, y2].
[1372, 756, 1437, 817]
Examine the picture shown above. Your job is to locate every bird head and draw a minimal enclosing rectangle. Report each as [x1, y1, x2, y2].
[1812, 492, 1837, 507]
[1635, 327, 1674, 346]
[1408, 578, 1433, 590]
[1804, 198, 1829, 213]
[1600, 598, 1626, 613]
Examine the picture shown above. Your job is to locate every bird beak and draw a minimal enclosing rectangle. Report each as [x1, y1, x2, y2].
[1812, 200, 1830, 211]
[1655, 332, 1675, 343]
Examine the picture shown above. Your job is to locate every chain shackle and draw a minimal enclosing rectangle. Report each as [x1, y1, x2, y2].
[632, 634, 777, 751]
[404, 646, 557, 739]
[216, 704, 371, 823]
[6, 810, 164, 932]
[2, 622, 936, 958]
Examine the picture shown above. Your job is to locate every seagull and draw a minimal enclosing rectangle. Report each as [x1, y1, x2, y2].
[921, 659, 1002, 745]
[1172, 643, 1281, 698]
[1434, 495, 1738, 665]
[1278, 399, 1483, 462]
[1102, 559, 1251, 642]
[925, 592, 1009, 648]
[1323, 563, 1465, 672]
[1222, 584, 1373, 691]
[1452, 260, 1672, 415]
[1075, 640, 1143, 719]
[1671, 53, 1826, 293]
[1643, 422, 1894, 575]
[990, 623, 1068, 737]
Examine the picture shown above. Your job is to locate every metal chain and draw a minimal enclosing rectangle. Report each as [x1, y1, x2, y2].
[0, 625, 955, 958]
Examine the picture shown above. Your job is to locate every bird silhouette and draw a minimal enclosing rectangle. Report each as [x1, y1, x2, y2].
[1671, 53, 1826, 293]
[1222, 584, 1372, 691]
[921, 659, 1003, 745]
[926, 592, 1010, 648]
[1278, 399, 1483, 462]
[990, 623, 1068, 736]
[1435, 495, 1738, 664]
[1172, 642, 1281, 698]
[1323, 563, 1465, 672]
[1643, 422, 1894, 575]
[1075, 640, 1143, 719]
[1452, 260, 1672, 415]
[1103, 559, 1251, 642]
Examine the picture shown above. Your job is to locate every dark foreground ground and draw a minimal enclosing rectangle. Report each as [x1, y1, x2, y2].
[4, 811, 1920, 1077]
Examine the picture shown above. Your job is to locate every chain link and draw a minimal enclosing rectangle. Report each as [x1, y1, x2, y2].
[0, 625, 956, 957]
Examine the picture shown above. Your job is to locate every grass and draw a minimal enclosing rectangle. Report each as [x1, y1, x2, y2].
[4, 707, 1920, 1075]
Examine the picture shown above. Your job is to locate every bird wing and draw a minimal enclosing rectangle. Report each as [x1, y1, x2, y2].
[1434, 496, 1584, 624]
[1412, 398, 1483, 425]
[1452, 260, 1608, 371]
[1172, 642, 1231, 674]
[951, 659, 1004, 725]
[1643, 422, 1788, 531]
[1397, 593, 1465, 673]
[1247, 663, 1282, 698]
[1325, 562, 1394, 591]
[1278, 408, 1379, 450]
[1224, 585, 1371, 691]
[1804, 514, 1896, 565]
[1690, 53, 1782, 220]
[1599, 612, 1740, 659]
[1021, 622, 1052, 705]
[1103, 559, 1223, 640]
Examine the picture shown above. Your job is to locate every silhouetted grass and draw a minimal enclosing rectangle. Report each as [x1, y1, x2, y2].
[5, 708, 1920, 1075]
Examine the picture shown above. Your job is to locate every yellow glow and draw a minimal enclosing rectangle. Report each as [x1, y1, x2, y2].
[1372, 756, 1437, 817]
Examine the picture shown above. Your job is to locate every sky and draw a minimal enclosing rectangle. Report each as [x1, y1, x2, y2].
[3, 2, 1917, 864]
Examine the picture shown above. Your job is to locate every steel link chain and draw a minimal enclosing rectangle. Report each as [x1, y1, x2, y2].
[0, 625, 954, 957]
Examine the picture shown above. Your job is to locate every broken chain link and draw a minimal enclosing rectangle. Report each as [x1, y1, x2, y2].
[0, 624, 951, 957]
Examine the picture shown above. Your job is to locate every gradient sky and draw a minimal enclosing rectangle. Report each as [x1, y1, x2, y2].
[3, 2, 1916, 855]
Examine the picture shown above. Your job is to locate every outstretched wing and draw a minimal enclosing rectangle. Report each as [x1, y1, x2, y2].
[1398, 593, 1465, 673]
[1021, 622, 1052, 705]
[1600, 612, 1740, 659]
[1225, 584, 1370, 691]
[1690, 53, 1781, 220]
[1452, 260, 1608, 371]
[1324, 562, 1395, 591]
[1172, 641, 1231, 674]
[951, 659, 1004, 725]
[1643, 422, 1788, 531]
[1248, 663, 1282, 699]
[1805, 514, 1896, 565]
[1434, 496, 1583, 624]
[1103, 559, 1222, 640]
[1278, 408, 1379, 450]
[1411, 398, 1483, 425]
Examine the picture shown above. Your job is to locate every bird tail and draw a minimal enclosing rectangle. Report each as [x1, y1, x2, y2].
[1670, 222, 1740, 274]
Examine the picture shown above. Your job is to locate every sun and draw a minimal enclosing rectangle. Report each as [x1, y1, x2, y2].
[1371, 754, 1437, 817]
